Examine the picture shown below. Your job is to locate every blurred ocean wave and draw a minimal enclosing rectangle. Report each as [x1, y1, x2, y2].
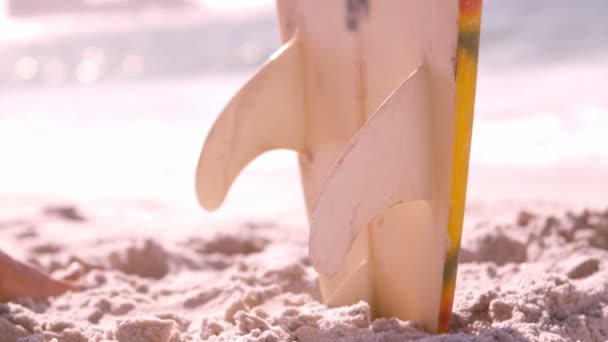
[480, 0, 608, 68]
[1, 0, 607, 86]
[0, 12, 277, 86]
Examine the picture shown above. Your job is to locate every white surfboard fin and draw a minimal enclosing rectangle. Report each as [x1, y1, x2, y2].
[309, 67, 432, 276]
[195, 37, 306, 210]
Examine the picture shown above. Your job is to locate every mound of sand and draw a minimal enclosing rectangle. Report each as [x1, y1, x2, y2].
[0, 205, 607, 341]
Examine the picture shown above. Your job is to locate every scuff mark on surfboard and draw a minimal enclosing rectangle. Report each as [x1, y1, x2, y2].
[346, 0, 370, 32]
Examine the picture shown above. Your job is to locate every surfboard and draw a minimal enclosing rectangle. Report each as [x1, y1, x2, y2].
[195, 0, 482, 333]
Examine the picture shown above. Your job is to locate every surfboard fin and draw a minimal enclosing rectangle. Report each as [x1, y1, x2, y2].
[309, 67, 448, 331]
[195, 37, 307, 211]
[309, 67, 432, 276]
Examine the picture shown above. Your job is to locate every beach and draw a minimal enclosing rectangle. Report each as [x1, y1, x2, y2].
[0, 198, 607, 341]
[1, 1, 608, 340]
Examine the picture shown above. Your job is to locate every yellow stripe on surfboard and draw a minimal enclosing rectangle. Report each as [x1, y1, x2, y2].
[438, 0, 482, 333]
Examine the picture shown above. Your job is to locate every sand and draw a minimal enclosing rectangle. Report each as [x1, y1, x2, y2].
[0, 202, 607, 342]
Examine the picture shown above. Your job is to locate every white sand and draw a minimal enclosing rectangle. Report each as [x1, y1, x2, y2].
[0, 201, 607, 342]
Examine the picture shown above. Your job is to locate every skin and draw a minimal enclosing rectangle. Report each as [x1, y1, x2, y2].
[0, 249, 78, 302]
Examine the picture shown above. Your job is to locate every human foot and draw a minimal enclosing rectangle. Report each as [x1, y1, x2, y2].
[0, 250, 78, 302]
